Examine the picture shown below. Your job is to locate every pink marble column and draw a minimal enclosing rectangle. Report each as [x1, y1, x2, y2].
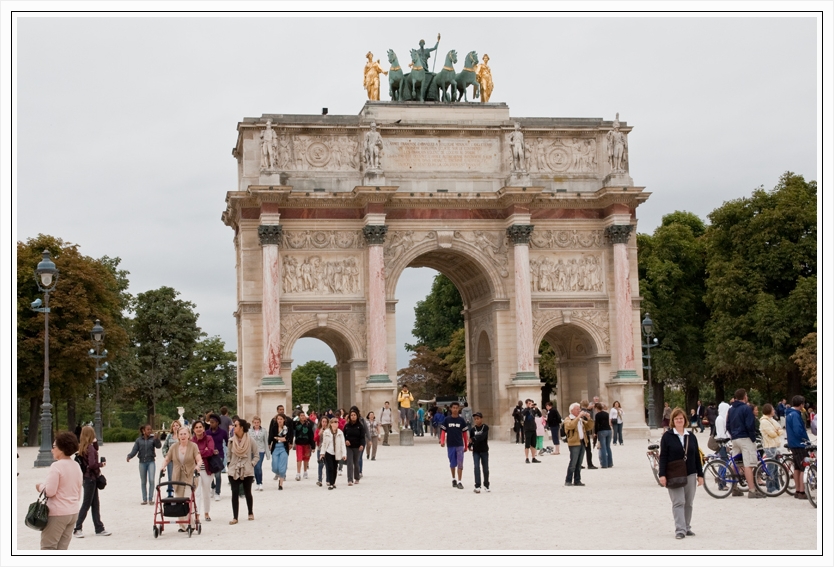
[363, 225, 390, 382]
[259, 225, 284, 385]
[507, 225, 536, 380]
[606, 224, 638, 379]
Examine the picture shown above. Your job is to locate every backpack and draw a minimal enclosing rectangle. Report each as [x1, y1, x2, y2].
[74, 452, 88, 474]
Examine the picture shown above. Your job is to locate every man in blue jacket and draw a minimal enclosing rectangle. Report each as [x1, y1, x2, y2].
[726, 388, 764, 498]
[785, 395, 810, 500]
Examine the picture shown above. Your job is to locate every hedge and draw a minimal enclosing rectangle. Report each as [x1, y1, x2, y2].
[103, 427, 140, 443]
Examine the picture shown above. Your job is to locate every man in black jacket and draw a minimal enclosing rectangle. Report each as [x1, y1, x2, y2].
[694, 401, 706, 433]
[470, 412, 490, 493]
[512, 401, 524, 444]
[522, 399, 541, 464]
[545, 401, 562, 455]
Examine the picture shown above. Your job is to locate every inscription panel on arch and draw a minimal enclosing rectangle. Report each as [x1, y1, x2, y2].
[383, 138, 501, 173]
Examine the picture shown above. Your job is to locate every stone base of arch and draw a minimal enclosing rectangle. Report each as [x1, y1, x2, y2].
[605, 378, 650, 439]
[255, 382, 290, 422]
[505, 379, 544, 441]
[361, 381, 398, 430]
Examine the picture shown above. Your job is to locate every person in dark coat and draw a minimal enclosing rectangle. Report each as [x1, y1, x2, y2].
[658, 408, 704, 539]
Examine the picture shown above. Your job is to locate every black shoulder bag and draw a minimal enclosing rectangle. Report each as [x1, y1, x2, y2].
[665, 434, 690, 489]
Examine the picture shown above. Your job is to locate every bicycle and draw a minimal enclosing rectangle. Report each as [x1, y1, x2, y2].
[802, 443, 817, 508]
[646, 440, 661, 486]
[774, 447, 796, 495]
[702, 438, 789, 498]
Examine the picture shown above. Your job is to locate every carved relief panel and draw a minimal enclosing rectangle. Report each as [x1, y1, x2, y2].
[530, 229, 605, 250]
[282, 230, 364, 250]
[524, 137, 600, 174]
[261, 130, 361, 172]
[530, 253, 604, 293]
[281, 255, 362, 295]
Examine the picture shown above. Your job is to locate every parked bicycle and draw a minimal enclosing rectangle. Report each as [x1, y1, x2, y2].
[802, 442, 817, 508]
[702, 438, 789, 498]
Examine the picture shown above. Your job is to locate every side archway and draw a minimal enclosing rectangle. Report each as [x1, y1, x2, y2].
[540, 323, 605, 417]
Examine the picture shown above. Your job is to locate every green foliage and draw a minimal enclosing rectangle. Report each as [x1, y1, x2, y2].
[122, 287, 203, 422]
[704, 172, 816, 398]
[103, 427, 141, 443]
[181, 336, 237, 418]
[292, 361, 337, 414]
[437, 328, 467, 394]
[406, 274, 464, 351]
[17, 235, 131, 441]
[638, 211, 709, 417]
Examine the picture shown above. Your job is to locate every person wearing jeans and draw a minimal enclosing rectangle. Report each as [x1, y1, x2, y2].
[379, 402, 393, 446]
[609, 401, 624, 446]
[470, 413, 490, 493]
[126, 424, 161, 504]
[248, 416, 268, 491]
[206, 414, 229, 499]
[594, 402, 613, 468]
[563, 403, 591, 486]
[343, 409, 365, 485]
[759, 404, 784, 494]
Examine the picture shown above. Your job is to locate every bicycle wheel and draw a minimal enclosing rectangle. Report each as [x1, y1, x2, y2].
[805, 464, 817, 508]
[753, 459, 789, 497]
[703, 460, 734, 499]
[781, 458, 796, 495]
[651, 455, 661, 486]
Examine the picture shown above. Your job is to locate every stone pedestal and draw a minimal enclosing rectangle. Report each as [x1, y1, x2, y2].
[361, 381, 397, 423]
[363, 169, 386, 186]
[506, 171, 531, 187]
[506, 380, 542, 441]
[605, 379, 649, 438]
[256, 383, 289, 421]
[399, 428, 414, 446]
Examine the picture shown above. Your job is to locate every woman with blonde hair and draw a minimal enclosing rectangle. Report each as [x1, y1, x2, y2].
[72, 426, 110, 538]
[160, 425, 202, 530]
[658, 407, 704, 539]
[320, 416, 346, 489]
[248, 416, 268, 492]
[161, 420, 181, 498]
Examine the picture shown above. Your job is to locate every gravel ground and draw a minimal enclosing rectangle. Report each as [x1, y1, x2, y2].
[14, 429, 819, 553]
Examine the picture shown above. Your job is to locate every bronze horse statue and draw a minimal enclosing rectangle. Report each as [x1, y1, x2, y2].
[407, 48, 431, 102]
[434, 49, 458, 102]
[455, 50, 480, 102]
[387, 49, 405, 101]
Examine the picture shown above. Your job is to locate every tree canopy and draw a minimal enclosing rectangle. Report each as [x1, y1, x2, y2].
[291, 360, 337, 414]
[181, 336, 237, 418]
[406, 274, 464, 351]
[17, 235, 131, 442]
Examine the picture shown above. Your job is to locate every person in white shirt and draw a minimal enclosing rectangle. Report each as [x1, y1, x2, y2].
[379, 401, 393, 446]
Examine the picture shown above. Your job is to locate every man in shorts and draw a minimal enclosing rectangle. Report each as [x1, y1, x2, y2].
[398, 385, 414, 429]
[440, 401, 469, 489]
[727, 388, 764, 498]
[522, 399, 542, 464]
[292, 412, 315, 481]
[786, 395, 810, 500]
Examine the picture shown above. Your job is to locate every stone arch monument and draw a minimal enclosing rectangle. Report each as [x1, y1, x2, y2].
[222, 102, 650, 439]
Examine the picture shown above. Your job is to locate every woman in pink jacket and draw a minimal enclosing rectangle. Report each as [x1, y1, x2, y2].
[36, 431, 83, 549]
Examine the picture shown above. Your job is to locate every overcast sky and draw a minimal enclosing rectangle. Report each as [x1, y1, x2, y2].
[13, 14, 819, 372]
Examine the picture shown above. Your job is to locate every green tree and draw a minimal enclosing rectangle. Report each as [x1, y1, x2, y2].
[538, 341, 559, 405]
[704, 172, 816, 401]
[406, 274, 464, 351]
[123, 287, 203, 423]
[180, 336, 237, 418]
[397, 346, 452, 400]
[17, 235, 130, 444]
[291, 360, 337, 414]
[637, 211, 709, 421]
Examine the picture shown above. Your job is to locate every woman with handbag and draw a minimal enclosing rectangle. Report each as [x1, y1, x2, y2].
[609, 401, 624, 446]
[320, 416, 347, 489]
[35, 431, 83, 549]
[72, 426, 111, 538]
[161, 426, 202, 530]
[658, 408, 704, 540]
[227, 418, 260, 524]
[191, 420, 216, 522]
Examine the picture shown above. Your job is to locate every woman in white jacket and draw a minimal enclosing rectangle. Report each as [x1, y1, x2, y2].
[320, 418, 346, 490]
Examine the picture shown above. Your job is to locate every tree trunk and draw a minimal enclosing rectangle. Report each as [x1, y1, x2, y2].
[786, 366, 803, 400]
[28, 396, 40, 446]
[714, 377, 725, 404]
[651, 380, 664, 426]
[67, 398, 76, 431]
[147, 398, 155, 428]
[685, 384, 700, 414]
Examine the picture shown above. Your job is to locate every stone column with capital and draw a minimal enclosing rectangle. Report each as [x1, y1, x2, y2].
[259, 224, 284, 385]
[507, 224, 536, 381]
[606, 224, 639, 380]
[363, 224, 390, 383]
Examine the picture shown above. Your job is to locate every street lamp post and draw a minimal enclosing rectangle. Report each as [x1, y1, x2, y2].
[315, 375, 321, 416]
[641, 313, 659, 430]
[32, 250, 59, 467]
[89, 319, 109, 444]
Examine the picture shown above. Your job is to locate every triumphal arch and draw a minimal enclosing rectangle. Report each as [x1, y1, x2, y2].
[223, 99, 650, 439]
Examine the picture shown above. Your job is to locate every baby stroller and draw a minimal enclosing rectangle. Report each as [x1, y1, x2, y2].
[152, 468, 201, 538]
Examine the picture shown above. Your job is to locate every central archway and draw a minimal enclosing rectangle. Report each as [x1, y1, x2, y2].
[386, 230, 511, 428]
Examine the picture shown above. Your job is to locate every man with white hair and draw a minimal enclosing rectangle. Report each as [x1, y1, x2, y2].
[563, 402, 593, 486]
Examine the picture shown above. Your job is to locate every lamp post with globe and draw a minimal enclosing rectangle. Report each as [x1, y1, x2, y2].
[32, 250, 59, 467]
[89, 319, 109, 444]
[641, 313, 659, 430]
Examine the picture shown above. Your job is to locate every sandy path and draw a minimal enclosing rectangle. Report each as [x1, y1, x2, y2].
[15, 430, 818, 552]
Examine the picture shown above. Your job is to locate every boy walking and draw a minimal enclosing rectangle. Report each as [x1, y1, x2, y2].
[470, 412, 490, 493]
[440, 401, 469, 489]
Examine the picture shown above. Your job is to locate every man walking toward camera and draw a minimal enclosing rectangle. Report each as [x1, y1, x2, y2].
[727, 388, 765, 498]
[379, 401, 393, 445]
[440, 401, 469, 489]
[522, 399, 541, 464]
